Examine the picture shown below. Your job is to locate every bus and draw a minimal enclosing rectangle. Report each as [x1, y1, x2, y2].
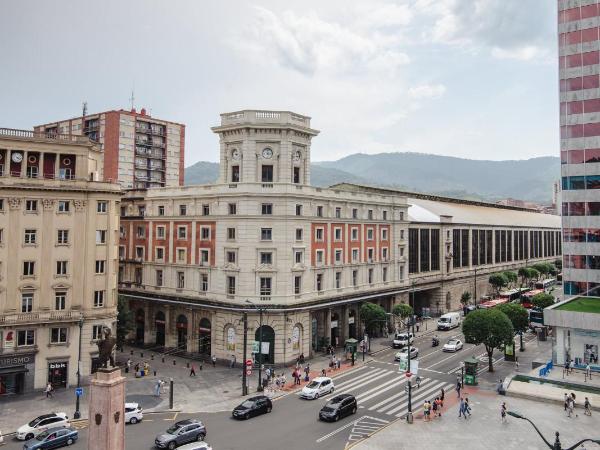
[520, 289, 545, 309]
[535, 278, 557, 290]
[499, 287, 531, 302]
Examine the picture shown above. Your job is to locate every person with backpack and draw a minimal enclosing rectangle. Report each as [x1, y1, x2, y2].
[501, 402, 507, 423]
[584, 397, 592, 416]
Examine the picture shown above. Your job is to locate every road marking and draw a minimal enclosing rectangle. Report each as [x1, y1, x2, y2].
[357, 376, 410, 403]
[423, 351, 465, 369]
[316, 416, 367, 443]
[377, 380, 441, 414]
[330, 365, 371, 381]
[334, 368, 388, 390]
[386, 381, 448, 415]
[419, 368, 447, 374]
[368, 378, 432, 411]
[163, 412, 179, 421]
[345, 416, 390, 443]
[335, 370, 393, 394]
[354, 376, 403, 401]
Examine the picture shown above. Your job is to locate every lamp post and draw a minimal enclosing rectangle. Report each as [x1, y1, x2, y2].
[507, 410, 600, 449]
[246, 300, 266, 392]
[73, 317, 84, 419]
[406, 280, 416, 424]
[241, 312, 248, 396]
[474, 267, 478, 308]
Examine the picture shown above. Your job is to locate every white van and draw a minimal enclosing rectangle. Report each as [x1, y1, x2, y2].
[437, 312, 461, 331]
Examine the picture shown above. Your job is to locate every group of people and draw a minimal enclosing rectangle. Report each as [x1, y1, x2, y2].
[422, 388, 445, 421]
[292, 363, 311, 385]
[263, 367, 287, 391]
[564, 392, 593, 417]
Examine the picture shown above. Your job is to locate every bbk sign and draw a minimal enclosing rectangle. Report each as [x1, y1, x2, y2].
[49, 362, 67, 370]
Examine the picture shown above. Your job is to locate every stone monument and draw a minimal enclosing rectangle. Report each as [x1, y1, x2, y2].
[88, 328, 125, 450]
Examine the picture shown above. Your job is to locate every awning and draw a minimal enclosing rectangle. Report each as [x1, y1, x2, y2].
[0, 366, 29, 375]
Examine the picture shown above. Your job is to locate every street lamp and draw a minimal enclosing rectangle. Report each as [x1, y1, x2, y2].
[246, 300, 266, 392]
[507, 410, 600, 449]
[473, 267, 478, 308]
[73, 317, 84, 419]
[406, 280, 416, 424]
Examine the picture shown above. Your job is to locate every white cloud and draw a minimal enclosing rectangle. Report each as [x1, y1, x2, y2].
[408, 84, 446, 99]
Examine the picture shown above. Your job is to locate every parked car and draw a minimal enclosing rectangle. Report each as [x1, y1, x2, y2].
[443, 339, 464, 352]
[17, 413, 70, 441]
[394, 346, 419, 361]
[300, 377, 335, 399]
[319, 394, 357, 422]
[125, 402, 143, 424]
[177, 443, 212, 450]
[23, 427, 78, 449]
[231, 396, 272, 420]
[392, 332, 414, 349]
[154, 419, 206, 450]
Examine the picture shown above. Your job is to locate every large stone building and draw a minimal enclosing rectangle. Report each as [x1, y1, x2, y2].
[118, 110, 561, 365]
[35, 108, 185, 189]
[0, 128, 121, 394]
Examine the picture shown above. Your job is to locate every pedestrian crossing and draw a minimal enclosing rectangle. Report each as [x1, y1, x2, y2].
[319, 366, 455, 419]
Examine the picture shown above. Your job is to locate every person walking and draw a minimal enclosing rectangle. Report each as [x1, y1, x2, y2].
[458, 397, 465, 418]
[304, 364, 310, 381]
[571, 393, 578, 417]
[440, 388, 445, 408]
[464, 398, 472, 418]
[336, 358, 341, 370]
[432, 397, 438, 418]
[45, 382, 53, 399]
[230, 354, 236, 369]
[565, 393, 569, 412]
[423, 400, 430, 421]
[321, 368, 327, 377]
[567, 396, 574, 418]
[501, 402, 507, 423]
[211, 355, 217, 367]
[436, 397, 442, 417]
[189, 363, 196, 377]
[584, 397, 592, 416]
[154, 379, 162, 397]
[126, 358, 131, 374]
[586, 363, 592, 380]
[416, 376, 422, 388]
[456, 379, 461, 398]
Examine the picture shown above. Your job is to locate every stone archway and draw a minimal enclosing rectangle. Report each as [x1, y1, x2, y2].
[135, 308, 145, 344]
[176, 314, 188, 351]
[255, 325, 275, 364]
[198, 318, 211, 356]
[292, 323, 303, 355]
[155, 311, 166, 346]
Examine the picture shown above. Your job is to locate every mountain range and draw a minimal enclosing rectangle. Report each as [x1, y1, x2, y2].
[184, 152, 560, 203]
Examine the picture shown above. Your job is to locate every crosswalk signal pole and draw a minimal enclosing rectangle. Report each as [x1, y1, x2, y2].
[406, 281, 416, 424]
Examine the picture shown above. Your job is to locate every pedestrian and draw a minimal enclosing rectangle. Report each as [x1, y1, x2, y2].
[126, 358, 131, 374]
[416, 376, 422, 388]
[304, 364, 310, 381]
[458, 397, 465, 418]
[189, 363, 196, 377]
[571, 393, 578, 417]
[211, 355, 216, 367]
[501, 402, 507, 423]
[584, 397, 592, 416]
[337, 358, 341, 370]
[586, 362, 592, 379]
[432, 397, 438, 417]
[565, 393, 569, 412]
[416, 322, 420, 333]
[265, 367, 271, 381]
[567, 396, 574, 418]
[515, 357, 519, 371]
[456, 380, 461, 398]
[440, 388, 445, 407]
[423, 400, 430, 421]
[230, 354, 236, 369]
[155, 379, 161, 397]
[321, 368, 327, 377]
[464, 397, 471, 418]
[45, 382, 53, 399]
[436, 397, 442, 417]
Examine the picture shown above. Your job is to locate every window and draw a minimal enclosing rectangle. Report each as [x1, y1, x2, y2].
[335, 249, 343, 264]
[352, 270, 358, 286]
[335, 272, 342, 289]
[227, 276, 236, 295]
[400, 212, 404, 221]
[381, 228, 388, 240]
[260, 252, 273, 264]
[156, 269, 163, 287]
[92, 325, 103, 341]
[352, 248, 359, 262]
[316, 274, 323, 291]
[227, 250, 237, 264]
[351, 228, 359, 241]
[156, 247, 164, 261]
[202, 204, 210, 216]
[400, 230, 405, 239]
[368, 268, 374, 284]
[261, 228, 272, 241]
[179, 204, 187, 216]
[177, 272, 185, 289]
[23, 261, 35, 276]
[261, 165, 273, 182]
[25, 200, 37, 212]
[177, 248, 186, 263]
[55, 292, 66, 310]
[420, 229, 430, 272]
[0, 228, 2, 244]
[367, 228, 374, 240]
[315, 228, 324, 241]
[261, 203, 273, 215]
[200, 250, 209, 264]
[382, 247, 389, 261]
[335, 207, 341, 219]
[96, 230, 107, 244]
[95, 260, 105, 274]
[383, 210, 388, 220]
[17, 330, 35, 346]
[383, 267, 388, 282]
[158, 205, 165, 216]
[135, 246, 144, 259]
[295, 228, 303, 241]
[317, 206, 324, 217]
[231, 165, 240, 183]
[136, 226, 145, 238]
[56, 260, 67, 275]
[201, 274, 208, 292]
[50, 327, 68, 344]
[177, 226, 187, 239]
[156, 226, 165, 239]
[0, 199, 3, 211]
[399, 265, 404, 280]
[368, 209, 373, 220]
[201, 227, 210, 240]
[367, 248, 374, 262]
[24, 229, 36, 244]
[352, 208, 358, 219]
[227, 228, 236, 240]
[334, 228, 342, 241]
[58, 201, 70, 212]
[316, 250, 324, 264]
[294, 251, 303, 264]
[57, 229, 69, 245]
[296, 204, 302, 216]
[294, 276, 302, 294]
[21, 293, 33, 312]
[97, 201, 108, 213]
[119, 246, 125, 259]
[93, 290, 105, 307]
[228, 203, 237, 215]
[260, 277, 272, 298]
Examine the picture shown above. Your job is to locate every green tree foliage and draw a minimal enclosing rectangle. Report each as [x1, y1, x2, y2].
[462, 309, 514, 372]
[460, 291, 472, 305]
[392, 303, 413, 319]
[532, 262, 556, 277]
[503, 271, 518, 288]
[116, 295, 134, 350]
[360, 302, 387, 334]
[554, 258, 563, 271]
[531, 293, 555, 310]
[497, 303, 529, 334]
[489, 273, 509, 296]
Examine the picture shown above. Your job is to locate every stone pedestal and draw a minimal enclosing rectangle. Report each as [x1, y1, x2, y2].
[87, 367, 125, 450]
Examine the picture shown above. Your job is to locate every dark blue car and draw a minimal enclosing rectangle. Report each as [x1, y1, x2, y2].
[23, 427, 78, 449]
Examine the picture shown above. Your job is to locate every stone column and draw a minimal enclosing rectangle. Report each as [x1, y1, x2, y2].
[87, 368, 125, 450]
[325, 309, 332, 347]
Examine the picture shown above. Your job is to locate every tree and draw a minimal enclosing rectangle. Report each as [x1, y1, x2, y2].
[360, 302, 387, 335]
[462, 309, 514, 372]
[392, 303, 413, 319]
[489, 273, 508, 296]
[532, 292, 554, 310]
[116, 295, 134, 350]
[532, 263, 552, 278]
[555, 258, 563, 271]
[498, 302, 530, 351]
[528, 267, 540, 283]
[503, 271, 518, 289]
[460, 291, 472, 305]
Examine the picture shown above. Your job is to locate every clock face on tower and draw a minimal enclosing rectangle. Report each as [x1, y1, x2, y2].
[262, 148, 273, 159]
[293, 150, 302, 161]
[11, 152, 23, 163]
[232, 149, 240, 160]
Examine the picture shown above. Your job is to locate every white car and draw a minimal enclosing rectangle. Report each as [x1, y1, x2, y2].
[16, 413, 69, 440]
[300, 377, 335, 399]
[393, 332, 415, 349]
[394, 347, 419, 361]
[443, 339, 464, 352]
[125, 402, 143, 424]
[177, 443, 213, 450]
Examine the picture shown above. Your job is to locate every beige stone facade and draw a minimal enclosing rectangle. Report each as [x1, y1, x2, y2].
[0, 128, 121, 394]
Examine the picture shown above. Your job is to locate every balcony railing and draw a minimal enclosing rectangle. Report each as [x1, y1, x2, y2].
[0, 127, 94, 144]
[0, 310, 83, 325]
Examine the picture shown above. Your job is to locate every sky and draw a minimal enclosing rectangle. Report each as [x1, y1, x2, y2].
[0, 0, 558, 164]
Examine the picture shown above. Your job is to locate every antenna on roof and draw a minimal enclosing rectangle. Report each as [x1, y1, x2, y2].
[82, 101, 88, 118]
[129, 86, 135, 110]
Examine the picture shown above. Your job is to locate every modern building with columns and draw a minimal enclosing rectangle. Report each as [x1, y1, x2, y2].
[118, 110, 561, 366]
[0, 128, 121, 394]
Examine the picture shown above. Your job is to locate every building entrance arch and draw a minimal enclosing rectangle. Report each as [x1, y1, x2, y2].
[155, 311, 166, 347]
[176, 314, 188, 351]
[198, 318, 211, 356]
[135, 308, 145, 344]
[255, 325, 275, 364]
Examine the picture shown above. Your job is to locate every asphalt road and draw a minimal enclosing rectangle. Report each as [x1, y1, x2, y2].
[2, 328, 539, 450]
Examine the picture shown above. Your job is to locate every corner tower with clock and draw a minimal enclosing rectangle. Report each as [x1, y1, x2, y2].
[212, 110, 319, 185]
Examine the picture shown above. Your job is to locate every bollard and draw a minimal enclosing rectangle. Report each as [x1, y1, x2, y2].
[130, 350, 134, 355]
[169, 378, 174, 409]
[141, 352, 144, 358]
[162, 357, 165, 363]
[173, 360, 176, 365]
[186, 362, 189, 368]
[154, 370, 157, 376]
[151, 354, 154, 360]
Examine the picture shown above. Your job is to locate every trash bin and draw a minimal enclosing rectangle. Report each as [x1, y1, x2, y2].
[464, 357, 478, 386]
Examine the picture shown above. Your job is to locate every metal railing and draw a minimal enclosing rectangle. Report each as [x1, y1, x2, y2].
[0, 127, 94, 144]
[0, 310, 83, 325]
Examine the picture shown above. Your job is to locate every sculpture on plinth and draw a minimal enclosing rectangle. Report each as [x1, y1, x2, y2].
[96, 327, 117, 369]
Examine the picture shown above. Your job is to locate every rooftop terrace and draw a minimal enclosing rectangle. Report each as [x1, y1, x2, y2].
[555, 296, 600, 314]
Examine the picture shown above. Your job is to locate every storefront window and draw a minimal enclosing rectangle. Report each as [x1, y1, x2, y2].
[584, 344, 598, 364]
[48, 362, 68, 388]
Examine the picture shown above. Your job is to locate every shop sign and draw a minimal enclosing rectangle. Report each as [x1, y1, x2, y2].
[49, 362, 67, 370]
[348, 317, 355, 325]
[330, 321, 338, 329]
[0, 353, 34, 368]
[3, 330, 14, 349]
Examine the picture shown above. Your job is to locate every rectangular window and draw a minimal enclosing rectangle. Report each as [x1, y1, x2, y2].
[57, 229, 69, 244]
[201, 227, 210, 240]
[50, 327, 68, 344]
[368, 268, 374, 284]
[177, 272, 185, 289]
[92, 325, 103, 341]
[179, 204, 187, 216]
[156, 269, 163, 287]
[55, 292, 66, 310]
[316, 274, 323, 291]
[335, 207, 341, 218]
[486, 230, 493, 264]
[293, 166, 300, 184]
[367, 248, 374, 262]
[202, 204, 210, 216]
[261, 165, 273, 182]
[351, 228, 358, 241]
[334, 228, 342, 241]
[431, 229, 440, 271]
[368, 209, 373, 220]
[135, 246, 144, 259]
[316, 250, 324, 265]
[21, 293, 33, 312]
[95, 260, 105, 274]
[296, 204, 302, 216]
[315, 228, 324, 241]
[352, 208, 358, 219]
[382, 247, 389, 261]
[177, 226, 187, 239]
[261, 203, 273, 215]
[56, 260, 67, 275]
[17, 330, 35, 346]
[26, 200, 37, 212]
[136, 226, 145, 238]
[156, 247, 164, 261]
[155, 226, 165, 239]
[227, 276, 236, 295]
[260, 277, 272, 298]
[261, 228, 272, 241]
[23, 261, 35, 276]
[335, 271, 342, 289]
[420, 229, 430, 272]
[335, 249, 343, 263]
[383, 266, 388, 282]
[452, 229, 461, 268]
[352, 248, 359, 262]
[317, 206, 324, 217]
[383, 210, 388, 220]
[231, 165, 240, 183]
[0, 228, 3, 244]
[93, 290, 104, 307]
[227, 228, 236, 240]
[58, 200, 70, 212]
[260, 252, 273, 264]
[295, 228, 303, 241]
[294, 276, 302, 294]
[408, 229, 418, 274]
[201, 274, 208, 292]
[177, 248, 186, 262]
[294, 251, 303, 264]
[24, 229, 36, 244]
[352, 270, 358, 286]
[96, 230, 107, 244]
[228, 203, 237, 215]
[97, 201, 108, 213]
[367, 228, 374, 240]
[381, 228, 388, 240]
[200, 249, 209, 264]
[227, 250, 236, 264]
[158, 205, 165, 216]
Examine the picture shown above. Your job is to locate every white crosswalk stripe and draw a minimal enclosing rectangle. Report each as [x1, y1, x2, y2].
[374, 378, 436, 414]
[385, 381, 447, 415]
[393, 382, 455, 417]
[333, 368, 384, 390]
[334, 370, 393, 394]
[354, 376, 405, 402]
[368, 377, 433, 412]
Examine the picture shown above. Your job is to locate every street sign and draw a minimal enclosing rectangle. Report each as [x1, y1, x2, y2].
[75, 387, 83, 397]
[246, 369, 252, 376]
[406, 371, 412, 378]
[245, 359, 253, 367]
